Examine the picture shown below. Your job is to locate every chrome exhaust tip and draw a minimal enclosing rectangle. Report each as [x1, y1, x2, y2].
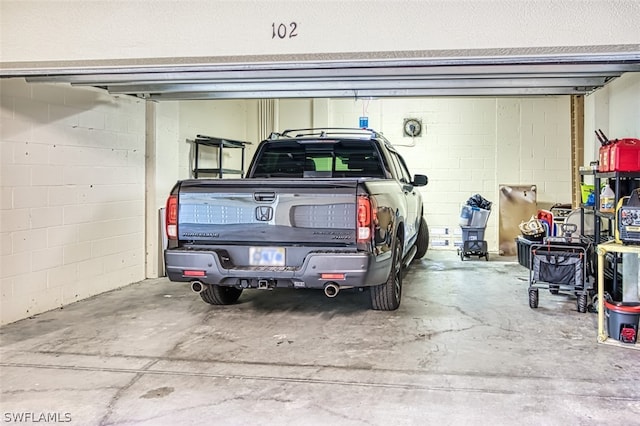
[190, 281, 205, 294]
[324, 282, 340, 298]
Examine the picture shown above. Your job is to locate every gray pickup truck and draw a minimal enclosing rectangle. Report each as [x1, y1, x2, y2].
[164, 128, 429, 310]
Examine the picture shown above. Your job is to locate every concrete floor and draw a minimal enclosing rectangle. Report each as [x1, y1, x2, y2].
[1, 251, 639, 425]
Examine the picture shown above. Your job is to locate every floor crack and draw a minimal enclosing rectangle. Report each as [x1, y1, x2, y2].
[98, 359, 158, 426]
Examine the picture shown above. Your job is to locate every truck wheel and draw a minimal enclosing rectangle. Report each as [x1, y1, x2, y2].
[413, 217, 429, 260]
[200, 285, 242, 305]
[371, 238, 402, 311]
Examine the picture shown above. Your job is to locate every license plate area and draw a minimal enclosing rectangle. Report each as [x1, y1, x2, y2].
[249, 247, 286, 266]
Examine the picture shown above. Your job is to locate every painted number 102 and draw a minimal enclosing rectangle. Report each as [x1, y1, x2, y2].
[272, 22, 298, 39]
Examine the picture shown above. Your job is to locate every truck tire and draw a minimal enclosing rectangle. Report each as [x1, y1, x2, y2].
[200, 285, 242, 305]
[370, 238, 402, 311]
[414, 217, 429, 260]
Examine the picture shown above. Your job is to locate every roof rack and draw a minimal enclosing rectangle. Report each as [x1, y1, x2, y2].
[275, 128, 381, 140]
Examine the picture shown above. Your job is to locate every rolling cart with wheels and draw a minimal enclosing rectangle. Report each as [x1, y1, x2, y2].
[527, 240, 591, 313]
[458, 205, 491, 261]
[458, 227, 489, 261]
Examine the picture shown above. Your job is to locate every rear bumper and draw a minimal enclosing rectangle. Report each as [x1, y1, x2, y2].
[164, 249, 390, 289]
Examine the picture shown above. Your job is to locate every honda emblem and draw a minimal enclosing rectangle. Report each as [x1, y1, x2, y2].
[256, 206, 273, 221]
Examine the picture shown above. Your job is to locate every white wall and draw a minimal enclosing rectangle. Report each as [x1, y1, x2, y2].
[0, 79, 146, 325]
[4, 73, 633, 324]
[328, 97, 571, 251]
[2, 1, 638, 63]
[145, 101, 180, 279]
[144, 100, 261, 280]
[608, 74, 640, 138]
[162, 96, 571, 252]
[584, 72, 640, 165]
[279, 100, 313, 131]
[177, 100, 261, 179]
[154, 103, 181, 209]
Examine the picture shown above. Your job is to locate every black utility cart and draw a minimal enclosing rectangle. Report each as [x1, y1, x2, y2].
[527, 224, 592, 312]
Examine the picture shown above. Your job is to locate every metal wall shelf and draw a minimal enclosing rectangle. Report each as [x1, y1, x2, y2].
[595, 211, 615, 220]
[586, 170, 640, 300]
[192, 135, 250, 179]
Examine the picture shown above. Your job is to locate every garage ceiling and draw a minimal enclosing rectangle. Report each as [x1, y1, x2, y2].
[12, 51, 640, 100]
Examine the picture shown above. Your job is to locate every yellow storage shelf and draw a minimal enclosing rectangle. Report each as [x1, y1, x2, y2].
[596, 241, 640, 350]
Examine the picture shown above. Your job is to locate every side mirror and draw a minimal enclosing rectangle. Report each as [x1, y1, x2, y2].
[412, 174, 428, 187]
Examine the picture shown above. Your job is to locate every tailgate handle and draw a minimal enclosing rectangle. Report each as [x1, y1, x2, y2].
[254, 192, 276, 202]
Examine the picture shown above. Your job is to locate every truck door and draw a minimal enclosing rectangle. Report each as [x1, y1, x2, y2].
[388, 151, 421, 243]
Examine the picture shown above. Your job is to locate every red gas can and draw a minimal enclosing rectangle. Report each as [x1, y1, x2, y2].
[609, 138, 640, 172]
[599, 144, 611, 172]
[596, 129, 611, 172]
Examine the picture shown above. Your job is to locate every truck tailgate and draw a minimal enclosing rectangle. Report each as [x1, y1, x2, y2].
[177, 179, 360, 247]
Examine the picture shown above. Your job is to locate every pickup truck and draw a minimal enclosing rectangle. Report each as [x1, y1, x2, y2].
[164, 128, 429, 310]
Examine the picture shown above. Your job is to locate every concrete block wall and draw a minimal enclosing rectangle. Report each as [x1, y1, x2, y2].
[328, 97, 572, 252]
[173, 99, 314, 183]
[176, 96, 573, 253]
[177, 100, 260, 180]
[0, 78, 146, 325]
[155, 102, 180, 209]
[2, 76, 634, 324]
[145, 102, 180, 279]
[584, 73, 640, 165]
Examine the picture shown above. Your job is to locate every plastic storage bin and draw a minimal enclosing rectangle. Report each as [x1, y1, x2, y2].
[459, 205, 473, 226]
[459, 226, 488, 261]
[461, 227, 485, 242]
[516, 237, 534, 268]
[605, 301, 640, 344]
[469, 208, 490, 227]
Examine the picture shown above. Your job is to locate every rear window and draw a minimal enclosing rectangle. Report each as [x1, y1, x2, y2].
[251, 141, 387, 178]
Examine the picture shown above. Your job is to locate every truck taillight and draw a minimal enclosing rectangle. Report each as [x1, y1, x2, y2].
[357, 196, 372, 243]
[166, 195, 177, 240]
